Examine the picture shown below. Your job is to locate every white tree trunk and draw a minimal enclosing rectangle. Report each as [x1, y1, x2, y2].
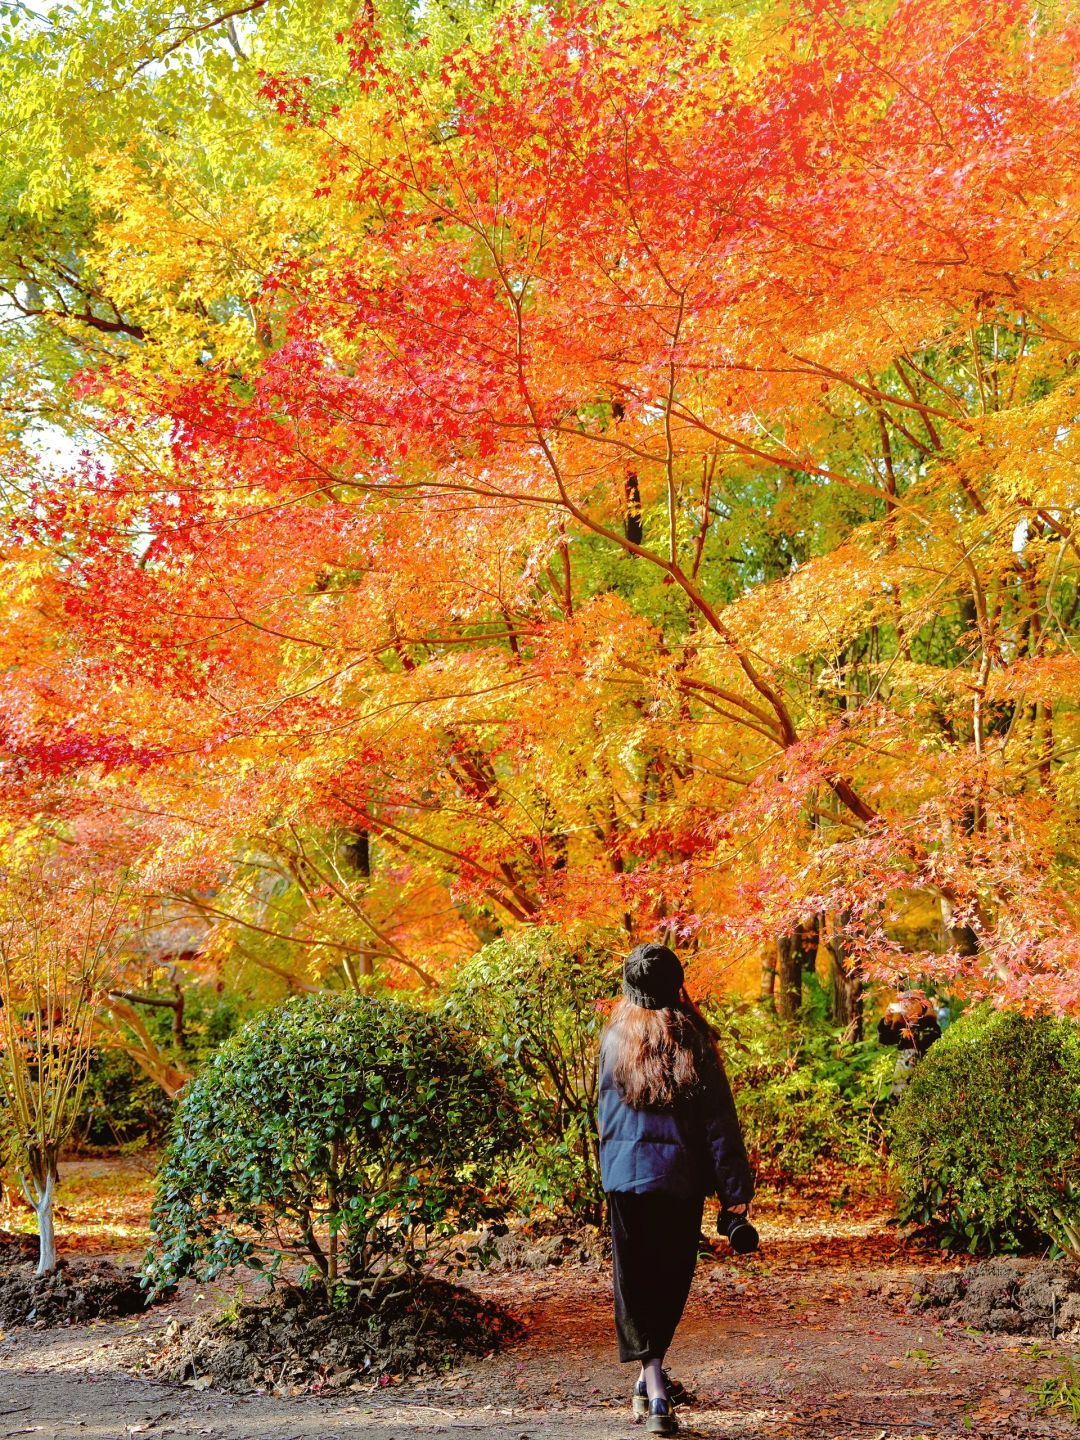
[20, 1168, 58, 1276]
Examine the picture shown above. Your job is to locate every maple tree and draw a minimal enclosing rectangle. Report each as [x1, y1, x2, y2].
[2, 0, 1080, 1029]
[0, 855, 128, 1272]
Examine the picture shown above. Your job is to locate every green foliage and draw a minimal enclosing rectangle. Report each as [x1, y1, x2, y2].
[144, 994, 521, 1301]
[892, 1006, 1080, 1253]
[78, 986, 248, 1147]
[77, 1047, 173, 1148]
[1050, 1183, 1080, 1264]
[707, 982, 893, 1187]
[0, 0, 516, 399]
[444, 926, 621, 1223]
[1028, 1353, 1080, 1424]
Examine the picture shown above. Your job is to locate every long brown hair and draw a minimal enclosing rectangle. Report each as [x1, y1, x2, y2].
[604, 994, 719, 1109]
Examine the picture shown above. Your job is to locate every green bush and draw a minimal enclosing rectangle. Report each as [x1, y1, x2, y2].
[707, 984, 893, 1187]
[445, 926, 620, 1222]
[892, 1006, 1080, 1252]
[144, 994, 521, 1300]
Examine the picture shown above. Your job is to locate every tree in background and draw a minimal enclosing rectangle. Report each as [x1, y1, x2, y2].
[0, 854, 127, 1272]
[447, 926, 620, 1221]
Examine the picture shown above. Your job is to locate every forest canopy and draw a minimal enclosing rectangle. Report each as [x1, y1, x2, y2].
[1, 0, 1080, 1029]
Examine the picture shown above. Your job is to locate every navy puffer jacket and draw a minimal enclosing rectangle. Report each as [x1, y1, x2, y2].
[598, 1023, 754, 1204]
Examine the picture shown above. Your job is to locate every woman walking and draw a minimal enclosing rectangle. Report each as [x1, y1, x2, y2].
[599, 942, 755, 1436]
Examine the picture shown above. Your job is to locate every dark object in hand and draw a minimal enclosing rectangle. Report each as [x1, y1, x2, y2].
[718, 1206, 759, 1254]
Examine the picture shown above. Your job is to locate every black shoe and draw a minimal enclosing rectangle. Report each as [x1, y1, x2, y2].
[634, 1373, 692, 1414]
[662, 1371, 692, 1406]
[633, 1378, 649, 1421]
[646, 1398, 679, 1436]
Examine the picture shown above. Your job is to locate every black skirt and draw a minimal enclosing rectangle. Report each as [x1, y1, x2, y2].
[608, 1190, 705, 1362]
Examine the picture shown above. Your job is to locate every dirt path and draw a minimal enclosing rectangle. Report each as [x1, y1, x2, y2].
[2, 1212, 1078, 1440]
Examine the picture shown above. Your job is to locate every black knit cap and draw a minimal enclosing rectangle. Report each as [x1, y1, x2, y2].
[622, 942, 684, 1010]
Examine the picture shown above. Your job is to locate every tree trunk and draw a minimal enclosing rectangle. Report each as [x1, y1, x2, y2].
[104, 996, 192, 1096]
[171, 978, 186, 1050]
[758, 946, 776, 1011]
[21, 1165, 58, 1276]
[939, 895, 979, 956]
[344, 829, 371, 878]
[827, 921, 863, 1041]
[624, 471, 643, 545]
[794, 914, 821, 972]
[776, 934, 802, 1021]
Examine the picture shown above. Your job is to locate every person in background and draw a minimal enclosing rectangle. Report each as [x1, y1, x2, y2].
[598, 943, 755, 1436]
[878, 989, 942, 1101]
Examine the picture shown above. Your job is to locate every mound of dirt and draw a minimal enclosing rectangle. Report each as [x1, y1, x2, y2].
[912, 1256, 1080, 1336]
[0, 1258, 146, 1328]
[484, 1218, 610, 1271]
[0, 1228, 38, 1263]
[149, 1277, 523, 1394]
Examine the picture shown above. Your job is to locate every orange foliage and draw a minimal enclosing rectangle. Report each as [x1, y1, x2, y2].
[5, 0, 1080, 1008]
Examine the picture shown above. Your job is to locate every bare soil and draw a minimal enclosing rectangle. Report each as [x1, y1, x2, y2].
[148, 1277, 522, 1392]
[3, 1190, 1080, 1439]
[0, 1228, 37, 1262]
[0, 1257, 146, 1329]
[911, 1255, 1080, 1335]
[484, 1217, 610, 1271]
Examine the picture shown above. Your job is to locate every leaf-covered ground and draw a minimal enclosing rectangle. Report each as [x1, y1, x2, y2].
[2, 1170, 1080, 1439]
[2, 1153, 159, 1258]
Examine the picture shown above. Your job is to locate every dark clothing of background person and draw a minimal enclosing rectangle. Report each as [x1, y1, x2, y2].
[599, 1019, 753, 1365]
[877, 1011, 941, 1056]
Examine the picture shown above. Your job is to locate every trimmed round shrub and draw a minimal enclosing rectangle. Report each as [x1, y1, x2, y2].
[144, 994, 521, 1300]
[892, 1006, 1080, 1252]
[445, 926, 620, 1222]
